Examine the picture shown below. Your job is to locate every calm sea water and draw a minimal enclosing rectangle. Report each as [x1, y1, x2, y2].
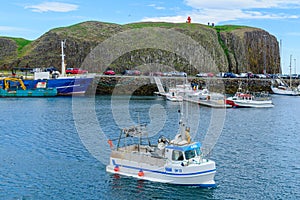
[0, 95, 299, 199]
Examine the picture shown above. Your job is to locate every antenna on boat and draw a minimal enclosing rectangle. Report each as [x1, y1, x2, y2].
[280, 39, 283, 74]
[61, 40, 66, 77]
[289, 55, 292, 88]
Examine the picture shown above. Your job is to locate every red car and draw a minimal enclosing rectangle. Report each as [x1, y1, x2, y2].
[66, 68, 88, 74]
[103, 70, 115, 75]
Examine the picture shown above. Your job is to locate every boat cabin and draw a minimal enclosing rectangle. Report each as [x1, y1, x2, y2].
[164, 142, 202, 163]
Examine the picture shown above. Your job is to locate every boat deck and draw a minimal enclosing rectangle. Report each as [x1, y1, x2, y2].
[155, 92, 231, 108]
[111, 145, 166, 167]
[184, 97, 231, 108]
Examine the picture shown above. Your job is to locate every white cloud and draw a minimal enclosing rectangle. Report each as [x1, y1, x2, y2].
[142, 15, 187, 23]
[25, 2, 78, 13]
[147, 4, 165, 10]
[142, 0, 300, 24]
[184, 0, 300, 10]
[0, 26, 25, 31]
[142, 9, 298, 24]
[155, 7, 166, 10]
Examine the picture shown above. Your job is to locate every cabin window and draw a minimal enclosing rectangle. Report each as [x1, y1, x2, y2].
[184, 149, 196, 160]
[172, 150, 184, 161]
[195, 147, 201, 156]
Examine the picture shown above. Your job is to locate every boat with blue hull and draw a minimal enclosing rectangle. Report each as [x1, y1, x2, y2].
[0, 76, 93, 96]
[20, 76, 94, 95]
[0, 40, 94, 96]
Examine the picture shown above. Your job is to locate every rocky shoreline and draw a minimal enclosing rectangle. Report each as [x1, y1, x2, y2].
[87, 76, 300, 95]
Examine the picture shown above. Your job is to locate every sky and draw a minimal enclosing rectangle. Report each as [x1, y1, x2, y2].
[1, 0, 300, 74]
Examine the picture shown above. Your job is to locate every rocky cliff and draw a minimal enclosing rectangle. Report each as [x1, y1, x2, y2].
[0, 21, 280, 74]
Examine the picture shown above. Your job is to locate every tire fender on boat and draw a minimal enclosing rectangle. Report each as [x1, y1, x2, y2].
[114, 166, 119, 172]
[138, 170, 144, 177]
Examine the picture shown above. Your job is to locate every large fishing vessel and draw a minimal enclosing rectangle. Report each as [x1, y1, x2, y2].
[0, 40, 94, 96]
[20, 74, 94, 96]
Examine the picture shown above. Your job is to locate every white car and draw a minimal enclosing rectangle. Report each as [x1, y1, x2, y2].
[239, 73, 248, 78]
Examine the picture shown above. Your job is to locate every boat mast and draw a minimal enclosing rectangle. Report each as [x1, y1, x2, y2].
[179, 77, 188, 141]
[280, 39, 283, 74]
[289, 55, 292, 88]
[61, 40, 66, 77]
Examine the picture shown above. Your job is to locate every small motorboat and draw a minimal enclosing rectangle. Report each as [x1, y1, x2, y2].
[226, 87, 274, 108]
[165, 88, 183, 102]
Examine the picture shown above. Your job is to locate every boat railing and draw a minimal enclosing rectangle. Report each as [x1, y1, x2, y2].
[252, 91, 272, 100]
[112, 148, 166, 167]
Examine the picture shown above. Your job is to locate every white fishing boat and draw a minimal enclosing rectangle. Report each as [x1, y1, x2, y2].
[106, 109, 216, 187]
[226, 85, 274, 108]
[271, 78, 300, 96]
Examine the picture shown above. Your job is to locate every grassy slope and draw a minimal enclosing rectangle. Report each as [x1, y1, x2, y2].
[214, 25, 250, 32]
[1, 36, 32, 57]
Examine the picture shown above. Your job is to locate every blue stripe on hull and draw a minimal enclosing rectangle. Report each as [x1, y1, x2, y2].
[174, 183, 217, 188]
[19, 77, 93, 95]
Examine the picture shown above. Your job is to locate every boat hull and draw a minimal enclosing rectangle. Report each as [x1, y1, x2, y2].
[106, 156, 216, 187]
[166, 96, 183, 102]
[22, 77, 94, 95]
[0, 88, 57, 97]
[271, 86, 300, 96]
[226, 98, 274, 108]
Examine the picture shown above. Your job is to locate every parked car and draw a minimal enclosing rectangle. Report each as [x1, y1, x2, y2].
[216, 72, 225, 77]
[239, 73, 248, 78]
[103, 70, 115, 75]
[168, 71, 187, 77]
[246, 72, 254, 78]
[30, 68, 42, 73]
[196, 73, 207, 77]
[65, 68, 88, 74]
[175, 72, 187, 77]
[163, 72, 173, 76]
[122, 70, 141, 76]
[254, 74, 267, 79]
[152, 72, 163, 76]
[196, 72, 214, 77]
[223, 72, 237, 78]
[44, 66, 59, 73]
[291, 74, 298, 79]
[207, 72, 214, 77]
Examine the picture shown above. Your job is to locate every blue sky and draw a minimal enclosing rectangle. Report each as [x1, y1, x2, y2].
[1, 0, 300, 74]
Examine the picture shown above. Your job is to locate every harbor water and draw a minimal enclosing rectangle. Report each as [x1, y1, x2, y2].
[0, 95, 299, 199]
